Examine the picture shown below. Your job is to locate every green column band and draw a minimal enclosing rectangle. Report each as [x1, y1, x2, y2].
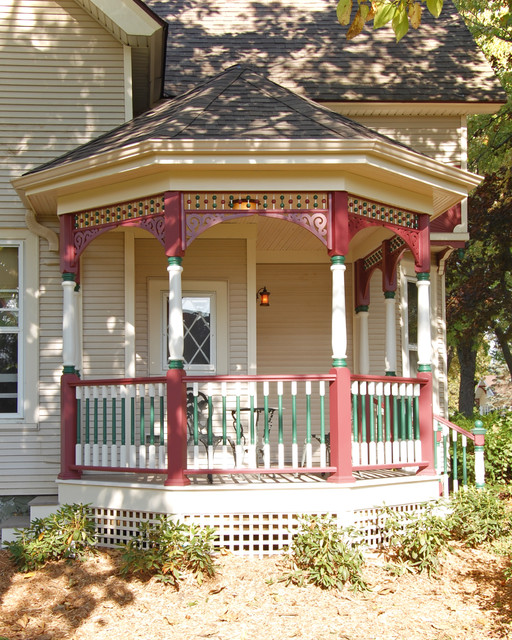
[384, 291, 395, 299]
[355, 305, 369, 313]
[62, 272, 76, 282]
[167, 256, 183, 266]
[332, 358, 347, 368]
[416, 272, 430, 281]
[168, 359, 184, 369]
[330, 255, 345, 265]
[417, 364, 432, 372]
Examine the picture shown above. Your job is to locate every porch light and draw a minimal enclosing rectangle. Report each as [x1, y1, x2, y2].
[257, 286, 270, 307]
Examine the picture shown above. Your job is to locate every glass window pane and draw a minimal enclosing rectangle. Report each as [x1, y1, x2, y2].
[0, 247, 19, 290]
[183, 296, 211, 366]
[0, 333, 18, 414]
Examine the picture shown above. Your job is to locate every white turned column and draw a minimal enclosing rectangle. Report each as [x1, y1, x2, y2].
[74, 284, 82, 375]
[331, 256, 347, 366]
[62, 273, 77, 373]
[384, 291, 397, 375]
[167, 257, 184, 366]
[356, 306, 370, 375]
[416, 272, 432, 371]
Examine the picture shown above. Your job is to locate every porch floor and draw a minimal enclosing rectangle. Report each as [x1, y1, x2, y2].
[75, 468, 418, 486]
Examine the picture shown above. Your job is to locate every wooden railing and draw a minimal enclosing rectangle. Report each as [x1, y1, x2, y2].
[60, 371, 436, 483]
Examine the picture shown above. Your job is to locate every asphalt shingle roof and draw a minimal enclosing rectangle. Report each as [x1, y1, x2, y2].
[28, 65, 415, 174]
[145, 0, 505, 103]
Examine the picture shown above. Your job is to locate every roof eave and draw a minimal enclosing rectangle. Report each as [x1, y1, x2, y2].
[13, 138, 482, 217]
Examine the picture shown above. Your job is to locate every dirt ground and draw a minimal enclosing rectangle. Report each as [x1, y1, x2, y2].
[1, 544, 512, 640]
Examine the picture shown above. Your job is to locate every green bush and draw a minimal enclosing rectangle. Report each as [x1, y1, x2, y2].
[380, 505, 450, 576]
[6, 503, 97, 572]
[120, 516, 217, 589]
[447, 486, 512, 547]
[281, 515, 368, 591]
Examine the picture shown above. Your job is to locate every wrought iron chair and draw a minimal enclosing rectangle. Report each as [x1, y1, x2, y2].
[186, 390, 231, 482]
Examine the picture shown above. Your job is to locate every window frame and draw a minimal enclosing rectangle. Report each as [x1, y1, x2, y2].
[0, 241, 22, 417]
[0, 232, 39, 429]
[148, 279, 228, 376]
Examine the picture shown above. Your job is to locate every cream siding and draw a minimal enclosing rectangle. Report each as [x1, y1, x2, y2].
[81, 233, 125, 378]
[344, 116, 462, 166]
[0, 0, 126, 227]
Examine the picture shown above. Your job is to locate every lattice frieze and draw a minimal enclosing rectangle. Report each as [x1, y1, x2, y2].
[183, 192, 329, 211]
[73, 194, 165, 229]
[363, 247, 383, 271]
[348, 196, 419, 229]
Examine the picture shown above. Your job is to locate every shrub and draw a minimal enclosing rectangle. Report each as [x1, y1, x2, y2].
[6, 503, 97, 572]
[447, 486, 512, 547]
[380, 505, 450, 576]
[281, 515, 368, 591]
[120, 516, 217, 589]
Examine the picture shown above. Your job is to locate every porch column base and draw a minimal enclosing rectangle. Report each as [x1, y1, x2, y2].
[58, 372, 82, 480]
[327, 366, 356, 484]
[164, 367, 190, 487]
[416, 370, 436, 476]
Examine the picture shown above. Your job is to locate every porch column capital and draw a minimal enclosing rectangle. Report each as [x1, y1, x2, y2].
[331, 255, 347, 368]
[167, 256, 184, 367]
[416, 271, 432, 372]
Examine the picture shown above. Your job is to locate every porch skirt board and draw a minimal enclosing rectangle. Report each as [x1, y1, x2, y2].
[56, 472, 440, 556]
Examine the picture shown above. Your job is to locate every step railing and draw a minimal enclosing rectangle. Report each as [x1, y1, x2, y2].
[433, 415, 486, 494]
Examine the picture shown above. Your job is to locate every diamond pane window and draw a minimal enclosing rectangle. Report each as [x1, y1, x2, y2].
[183, 296, 212, 367]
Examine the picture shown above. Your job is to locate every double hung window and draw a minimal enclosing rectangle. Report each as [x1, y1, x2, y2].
[0, 244, 20, 415]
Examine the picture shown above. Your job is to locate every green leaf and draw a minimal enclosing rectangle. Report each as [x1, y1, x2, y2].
[373, 3, 395, 29]
[337, 0, 353, 25]
[392, 6, 409, 42]
[426, 0, 443, 18]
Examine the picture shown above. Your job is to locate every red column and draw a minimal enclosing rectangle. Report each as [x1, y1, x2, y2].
[417, 371, 436, 475]
[58, 372, 81, 479]
[328, 366, 356, 484]
[164, 367, 190, 486]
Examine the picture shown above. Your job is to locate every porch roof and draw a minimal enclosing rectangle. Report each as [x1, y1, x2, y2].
[14, 67, 482, 218]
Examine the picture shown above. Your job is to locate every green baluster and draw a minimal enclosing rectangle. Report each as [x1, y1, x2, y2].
[462, 434, 468, 487]
[160, 391, 164, 446]
[193, 388, 199, 446]
[207, 392, 213, 447]
[93, 388, 99, 446]
[351, 383, 358, 441]
[413, 394, 420, 440]
[102, 387, 107, 446]
[385, 388, 391, 445]
[85, 389, 90, 445]
[222, 383, 228, 446]
[249, 384, 255, 446]
[264, 382, 270, 446]
[360, 385, 367, 448]
[130, 390, 135, 446]
[139, 387, 145, 446]
[149, 386, 155, 446]
[319, 381, 325, 446]
[368, 384, 375, 446]
[377, 392, 383, 444]
[452, 432, 458, 490]
[121, 395, 126, 446]
[111, 388, 117, 446]
[76, 391, 82, 446]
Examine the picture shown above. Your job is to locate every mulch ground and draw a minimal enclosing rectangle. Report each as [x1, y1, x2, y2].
[1, 544, 512, 640]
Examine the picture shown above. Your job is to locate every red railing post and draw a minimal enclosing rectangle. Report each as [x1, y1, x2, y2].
[328, 366, 356, 484]
[417, 371, 435, 475]
[58, 372, 81, 479]
[164, 368, 190, 486]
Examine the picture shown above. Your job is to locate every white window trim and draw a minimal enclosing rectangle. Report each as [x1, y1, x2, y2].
[0, 231, 39, 429]
[148, 279, 228, 375]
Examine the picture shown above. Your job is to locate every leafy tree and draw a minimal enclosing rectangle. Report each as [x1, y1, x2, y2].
[337, 0, 444, 41]
[446, 168, 512, 415]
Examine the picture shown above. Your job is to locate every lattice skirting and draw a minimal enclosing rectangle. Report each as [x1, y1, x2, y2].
[92, 502, 431, 557]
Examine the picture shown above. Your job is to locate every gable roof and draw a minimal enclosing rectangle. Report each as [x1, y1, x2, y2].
[26, 65, 416, 174]
[144, 0, 505, 105]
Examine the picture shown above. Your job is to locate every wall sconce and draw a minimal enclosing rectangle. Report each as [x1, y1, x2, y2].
[257, 286, 270, 307]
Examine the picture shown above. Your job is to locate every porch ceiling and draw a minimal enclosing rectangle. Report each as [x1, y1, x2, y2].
[13, 67, 482, 218]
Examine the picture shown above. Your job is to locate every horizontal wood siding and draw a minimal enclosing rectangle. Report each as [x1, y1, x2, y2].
[0, 0, 125, 227]
[81, 233, 125, 378]
[349, 116, 462, 165]
[367, 270, 388, 376]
